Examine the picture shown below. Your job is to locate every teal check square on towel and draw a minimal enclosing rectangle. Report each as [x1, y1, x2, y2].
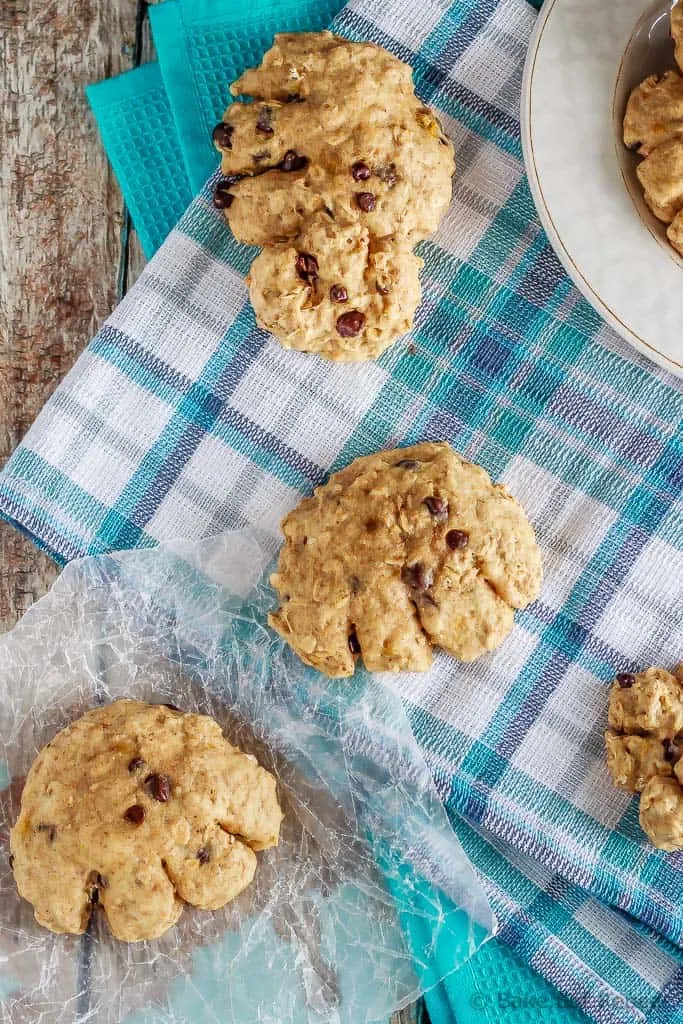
[7, 0, 683, 1022]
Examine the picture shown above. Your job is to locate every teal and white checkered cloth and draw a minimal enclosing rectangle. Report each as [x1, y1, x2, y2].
[1, 0, 682, 1021]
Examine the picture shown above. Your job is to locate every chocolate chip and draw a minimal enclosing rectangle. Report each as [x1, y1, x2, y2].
[375, 163, 397, 187]
[664, 739, 681, 763]
[336, 311, 365, 337]
[401, 563, 434, 591]
[124, 804, 146, 825]
[295, 252, 319, 285]
[396, 458, 421, 469]
[348, 630, 361, 655]
[424, 496, 448, 521]
[446, 529, 469, 550]
[197, 846, 211, 865]
[351, 161, 371, 181]
[212, 122, 234, 149]
[90, 888, 99, 904]
[329, 284, 348, 303]
[355, 192, 376, 212]
[285, 93, 306, 103]
[279, 150, 309, 172]
[37, 823, 56, 842]
[364, 518, 378, 532]
[256, 107, 274, 135]
[128, 757, 146, 773]
[616, 672, 636, 689]
[213, 186, 234, 210]
[145, 773, 171, 802]
[376, 283, 390, 295]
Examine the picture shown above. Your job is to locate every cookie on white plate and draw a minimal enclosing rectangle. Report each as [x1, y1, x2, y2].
[666, 208, 683, 255]
[637, 135, 683, 222]
[623, 71, 683, 156]
[672, 0, 683, 74]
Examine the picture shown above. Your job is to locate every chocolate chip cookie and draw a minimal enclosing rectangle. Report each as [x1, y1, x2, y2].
[268, 442, 543, 677]
[10, 701, 283, 940]
[211, 32, 455, 360]
[605, 665, 683, 851]
[247, 213, 422, 360]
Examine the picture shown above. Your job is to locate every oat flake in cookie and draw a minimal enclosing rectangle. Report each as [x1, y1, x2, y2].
[211, 32, 455, 361]
[10, 700, 283, 941]
[605, 664, 683, 851]
[269, 442, 543, 677]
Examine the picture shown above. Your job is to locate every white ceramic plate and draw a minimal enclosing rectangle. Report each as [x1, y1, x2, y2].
[521, 0, 683, 377]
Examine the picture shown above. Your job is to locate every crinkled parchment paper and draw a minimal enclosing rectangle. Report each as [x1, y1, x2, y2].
[0, 530, 494, 1023]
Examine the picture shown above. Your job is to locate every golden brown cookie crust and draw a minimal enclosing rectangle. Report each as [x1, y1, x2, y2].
[604, 665, 683, 851]
[10, 701, 283, 941]
[673, 0, 683, 74]
[636, 136, 683, 223]
[623, 71, 683, 157]
[639, 776, 683, 852]
[666, 208, 683, 255]
[269, 442, 543, 677]
[212, 32, 455, 360]
[247, 214, 423, 360]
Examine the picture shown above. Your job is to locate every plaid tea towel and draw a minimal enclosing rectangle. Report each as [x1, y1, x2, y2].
[84, 0, 587, 1021]
[2, 0, 683, 1021]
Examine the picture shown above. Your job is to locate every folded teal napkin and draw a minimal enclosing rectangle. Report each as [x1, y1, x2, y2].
[46, 1, 680, 1022]
[87, 61, 192, 257]
[87, 0, 342, 258]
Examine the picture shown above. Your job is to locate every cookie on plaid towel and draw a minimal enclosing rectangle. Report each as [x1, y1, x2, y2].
[605, 665, 683, 851]
[211, 31, 455, 360]
[269, 442, 543, 677]
[10, 700, 282, 941]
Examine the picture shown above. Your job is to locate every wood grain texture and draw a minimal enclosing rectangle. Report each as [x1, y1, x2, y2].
[0, 0, 137, 631]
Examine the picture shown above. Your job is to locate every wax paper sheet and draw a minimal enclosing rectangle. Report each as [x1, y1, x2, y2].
[0, 530, 494, 1024]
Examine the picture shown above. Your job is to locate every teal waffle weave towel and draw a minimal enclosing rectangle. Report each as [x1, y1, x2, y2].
[35, 0, 681, 1021]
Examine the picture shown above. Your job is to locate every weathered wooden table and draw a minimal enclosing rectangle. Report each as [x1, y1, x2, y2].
[0, 2, 424, 1020]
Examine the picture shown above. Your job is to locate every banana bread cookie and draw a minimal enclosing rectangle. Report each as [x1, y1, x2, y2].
[212, 32, 455, 360]
[10, 700, 283, 941]
[605, 665, 683, 851]
[269, 442, 543, 676]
